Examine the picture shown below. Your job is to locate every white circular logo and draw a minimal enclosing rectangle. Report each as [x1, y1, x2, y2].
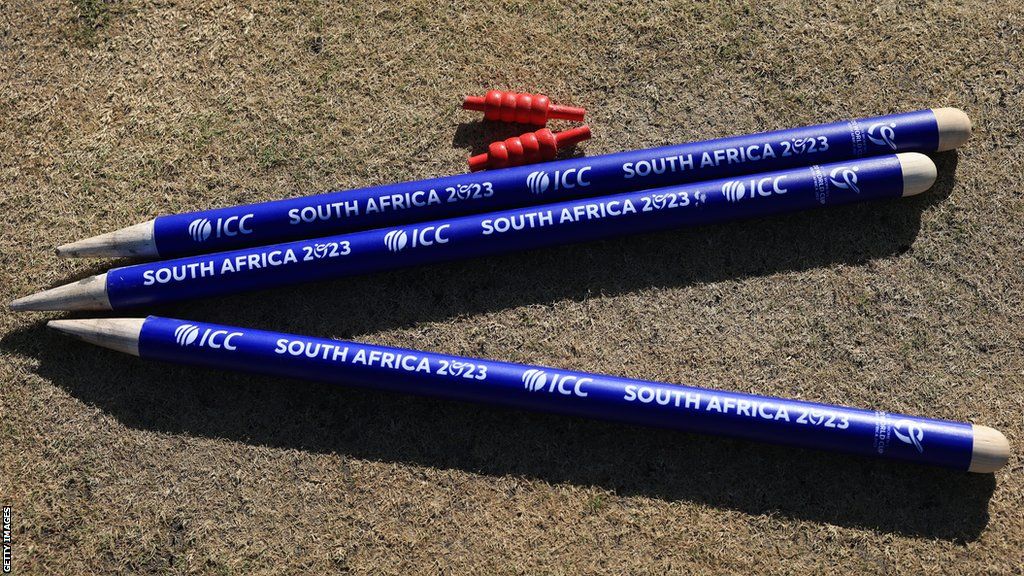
[526, 171, 551, 195]
[721, 180, 746, 202]
[383, 229, 408, 252]
[174, 324, 200, 346]
[188, 218, 213, 242]
[867, 122, 897, 150]
[521, 369, 548, 392]
[892, 419, 924, 453]
[829, 166, 860, 194]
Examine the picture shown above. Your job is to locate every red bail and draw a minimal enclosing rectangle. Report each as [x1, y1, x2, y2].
[468, 126, 592, 172]
[462, 90, 586, 125]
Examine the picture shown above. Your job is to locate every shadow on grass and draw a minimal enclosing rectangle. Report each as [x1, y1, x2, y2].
[6, 152, 993, 541]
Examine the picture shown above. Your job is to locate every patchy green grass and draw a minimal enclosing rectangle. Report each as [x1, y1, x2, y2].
[2, 0, 1022, 574]
[70, 0, 115, 42]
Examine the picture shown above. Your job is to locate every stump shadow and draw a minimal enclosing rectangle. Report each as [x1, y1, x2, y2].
[6, 152, 993, 541]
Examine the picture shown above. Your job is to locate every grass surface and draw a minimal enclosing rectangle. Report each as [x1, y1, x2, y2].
[2, 0, 1023, 573]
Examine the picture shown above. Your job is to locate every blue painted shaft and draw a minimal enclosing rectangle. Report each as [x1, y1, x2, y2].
[140, 316, 974, 470]
[107, 155, 907, 308]
[152, 110, 939, 256]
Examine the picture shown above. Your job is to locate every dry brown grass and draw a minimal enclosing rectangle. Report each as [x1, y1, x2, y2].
[2, 0, 1023, 573]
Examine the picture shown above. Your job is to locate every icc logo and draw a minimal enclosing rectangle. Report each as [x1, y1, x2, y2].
[526, 171, 551, 195]
[526, 167, 592, 195]
[892, 419, 924, 453]
[188, 218, 212, 242]
[384, 225, 450, 252]
[521, 369, 590, 397]
[721, 180, 747, 202]
[174, 324, 200, 346]
[384, 229, 408, 252]
[829, 166, 861, 194]
[175, 323, 242, 350]
[721, 176, 788, 202]
[522, 369, 549, 391]
[188, 214, 254, 243]
[867, 122, 897, 150]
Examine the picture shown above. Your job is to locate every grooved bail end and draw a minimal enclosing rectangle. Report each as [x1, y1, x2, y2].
[462, 90, 586, 125]
[548, 104, 586, 122]
[468, 126, 592, 172]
